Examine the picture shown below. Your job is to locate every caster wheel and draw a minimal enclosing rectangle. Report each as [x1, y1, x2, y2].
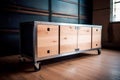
[19, 57, 26, 63]
[98, 49, 101, 55]
[34, 62, 41, 71]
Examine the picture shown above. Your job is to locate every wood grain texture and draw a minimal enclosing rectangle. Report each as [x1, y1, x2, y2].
[10, 5, 49, 13]
[52, 12, 86, 19]
[78, 27, 91, 50]
[6, 8, 49, 16]
[0, 49, 120, 80]
[59, 0, 78, 5]
[60, 26, 77, 54]
[92, 28, 101, 48]
[37, 24, 58, 58]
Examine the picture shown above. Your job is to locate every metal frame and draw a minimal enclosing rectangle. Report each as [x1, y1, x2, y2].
[34, 21, 102, 28]
[20, 21, 102, 71]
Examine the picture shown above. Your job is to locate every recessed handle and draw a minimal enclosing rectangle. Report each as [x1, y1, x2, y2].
[69, 26, 72, 29]
[87, 30, 89, 32]
[47, 50, 50, 54]
[47, 28, 50, 31]
[96, 29, 98, 31]
[64, 37, 67, 40]
[96, 44, 98, 46]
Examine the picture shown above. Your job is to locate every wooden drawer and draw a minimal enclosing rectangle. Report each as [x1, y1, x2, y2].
[78, 27, 91, 50]
[60, 26, 77, 54]
[37, 24, 58, 58]
[92, 28, 101, 48]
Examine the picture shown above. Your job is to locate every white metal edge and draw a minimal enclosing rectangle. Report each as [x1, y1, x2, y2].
[34, 21, 102, 28]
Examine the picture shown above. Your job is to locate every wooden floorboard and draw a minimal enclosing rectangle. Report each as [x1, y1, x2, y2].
[0, 49, 120, 80]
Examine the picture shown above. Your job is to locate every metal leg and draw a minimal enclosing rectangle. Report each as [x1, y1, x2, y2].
[97, 49, 101, 55]
[34, 62, 41, 71]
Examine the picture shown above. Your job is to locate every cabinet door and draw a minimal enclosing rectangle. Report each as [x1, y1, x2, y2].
[60, 26, 77, 54]
[37, 24, 58, 58]
[92, 27, 101, 48]
[78, 27, 91, 50]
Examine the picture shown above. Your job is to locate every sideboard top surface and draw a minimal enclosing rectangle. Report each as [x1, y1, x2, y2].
[21, 21, 102, 28]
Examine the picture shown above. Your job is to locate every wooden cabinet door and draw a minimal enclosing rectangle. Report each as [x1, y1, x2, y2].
[60, 26, 77, 54]
[37, 24, 58, 58]
[92, 27, 101, 48]
[78, 27, 91, 50]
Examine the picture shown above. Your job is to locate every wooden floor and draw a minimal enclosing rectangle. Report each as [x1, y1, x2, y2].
[0, 49, 120, 80]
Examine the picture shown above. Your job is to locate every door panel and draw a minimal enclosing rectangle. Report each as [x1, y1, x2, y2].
[37, 24, 58, 58]
[60, 26, 77, 54]
[78, 27, 91, 50]
[92, 28, 101, 48]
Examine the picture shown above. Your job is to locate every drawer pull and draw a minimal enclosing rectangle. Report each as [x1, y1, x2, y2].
[47, 28, 50, 31]
[52, 40, 57, 42]
[47, 50, 50, 54]
[64, 37, 67, 40]
[96, 44, 98, 46]
[96, 29, 98, 31]
[69, 26, 72, 29]
[87, 30, 89, 32]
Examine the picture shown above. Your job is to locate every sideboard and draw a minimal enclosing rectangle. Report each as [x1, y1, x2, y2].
[20, 21, 102, 71]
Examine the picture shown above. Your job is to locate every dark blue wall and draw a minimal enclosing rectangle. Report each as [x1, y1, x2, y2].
[0, 0, 92, 56]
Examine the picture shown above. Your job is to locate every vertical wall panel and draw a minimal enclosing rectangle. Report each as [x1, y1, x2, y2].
[0, 0, 92, 56]
[52, 17, 78, 24]
[79, 0, 92, 24]
[52, 0, 78, 24]
[0, 32, 19, 56]
[0, 0, 49, 56]
[60, 0, 78, 3]
[1, 0, 48, 10]
[52, 0, 78, 15]
[0, 13, 48, 29]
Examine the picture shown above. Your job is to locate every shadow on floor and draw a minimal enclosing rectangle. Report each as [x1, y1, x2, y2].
[0, 52, 99, 74]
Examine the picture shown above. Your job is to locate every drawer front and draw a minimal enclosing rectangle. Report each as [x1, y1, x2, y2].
[78, 27, 91, 50]
[92, 28, 101, 48]
[60, 26, 77, 54]
[37, 24, 58, 58]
